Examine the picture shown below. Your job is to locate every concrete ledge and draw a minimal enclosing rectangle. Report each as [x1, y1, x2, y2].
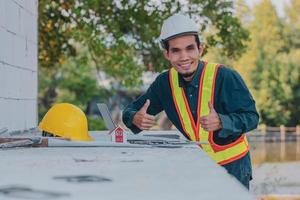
[0, 131, 255, 199]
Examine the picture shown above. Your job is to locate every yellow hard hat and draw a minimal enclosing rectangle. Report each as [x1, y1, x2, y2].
[38, 103, 93, 141]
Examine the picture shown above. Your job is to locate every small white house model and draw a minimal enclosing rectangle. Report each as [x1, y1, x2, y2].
[109, 127, 127, 143]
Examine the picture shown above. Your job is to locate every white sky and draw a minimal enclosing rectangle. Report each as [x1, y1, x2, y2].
[245, 0, 291, 17]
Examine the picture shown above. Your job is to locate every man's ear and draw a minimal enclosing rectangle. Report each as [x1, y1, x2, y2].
[163, 50, 170, 61]
[198, 43, 205, 57]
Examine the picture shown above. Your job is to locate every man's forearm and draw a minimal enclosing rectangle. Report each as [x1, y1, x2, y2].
[217, 112, 259, 138]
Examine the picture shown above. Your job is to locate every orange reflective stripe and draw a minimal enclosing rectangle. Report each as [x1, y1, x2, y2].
[218, 146, 250, 165]
[169, 68, 196, 141]
[195, 61, 208, 141]
[209, 133, 247, 152]
[169, 62, 250, 164]
[198, 62, 217, 142]
[206, 136, 249, 164]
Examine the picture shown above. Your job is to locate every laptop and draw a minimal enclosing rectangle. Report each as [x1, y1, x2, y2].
[97, 103, 117, 131]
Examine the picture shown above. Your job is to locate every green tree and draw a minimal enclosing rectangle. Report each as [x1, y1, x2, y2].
[247, 0, 287, 125]
[38, 0, 249, 121]
[201, 0, 300, 126]
[204, 0, 251, 84]
[280, 0, 300, 125]
[236, 0, 300, 126]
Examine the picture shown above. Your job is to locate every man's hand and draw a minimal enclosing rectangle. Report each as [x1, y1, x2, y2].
[133, 99, 156, 130]
[199, 102, 222, 132]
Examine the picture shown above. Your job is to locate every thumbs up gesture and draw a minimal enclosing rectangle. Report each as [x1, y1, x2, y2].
[199, 101, 222, 132]
[133, 99, 156, 130]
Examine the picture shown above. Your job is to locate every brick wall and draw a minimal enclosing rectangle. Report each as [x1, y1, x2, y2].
[0, 0, 38, 131]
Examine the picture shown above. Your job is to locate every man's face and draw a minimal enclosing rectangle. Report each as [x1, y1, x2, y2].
[163, 35, 203, 80]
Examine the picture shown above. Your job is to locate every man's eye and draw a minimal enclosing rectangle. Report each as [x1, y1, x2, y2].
[171, 49, 180, 53]
[187, 46, 195, 50]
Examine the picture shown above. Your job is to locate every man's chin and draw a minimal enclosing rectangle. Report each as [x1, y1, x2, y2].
[180, 70, 196, 78]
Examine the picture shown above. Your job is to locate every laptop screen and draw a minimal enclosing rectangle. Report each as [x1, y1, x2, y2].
[97, 103, 117, 131]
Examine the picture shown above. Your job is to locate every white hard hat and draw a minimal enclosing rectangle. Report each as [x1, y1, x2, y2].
[159, 14, 200, 49]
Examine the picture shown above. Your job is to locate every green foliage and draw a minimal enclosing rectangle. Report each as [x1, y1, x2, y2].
[88, 117, 106, 130]
[206, 0, 300, 126]
[39, 0, 249, 70]
[55, 56, 103, 109]
[38, 54, 105, 119]
[38, 0, 300, 126]
[38, 1, 76, 69]
[249, 0, 300, 126]
[38, 0, 249, 122]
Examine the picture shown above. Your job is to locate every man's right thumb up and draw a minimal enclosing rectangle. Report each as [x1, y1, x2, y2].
[140, 99, 150, 113]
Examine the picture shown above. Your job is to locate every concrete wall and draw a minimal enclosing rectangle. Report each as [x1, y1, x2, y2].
[0, 0, 38, 131]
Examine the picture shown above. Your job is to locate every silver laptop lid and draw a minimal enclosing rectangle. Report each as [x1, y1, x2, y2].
[97, 103, 117, 131]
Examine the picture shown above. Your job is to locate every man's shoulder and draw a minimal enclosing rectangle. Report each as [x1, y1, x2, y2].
[154, 69, 170, 82]
[211, 63, 247, 88]
[216, 63, 237, 75]
[211, 63, 241, 80]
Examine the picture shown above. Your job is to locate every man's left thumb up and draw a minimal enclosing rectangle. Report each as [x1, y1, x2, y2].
[208, 101, 216, 113]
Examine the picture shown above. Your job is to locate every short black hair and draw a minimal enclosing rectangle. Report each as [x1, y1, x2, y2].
[163, 35, 200, 51]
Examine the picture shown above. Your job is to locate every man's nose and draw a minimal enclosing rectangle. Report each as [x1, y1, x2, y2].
[179, 50, 189, 60]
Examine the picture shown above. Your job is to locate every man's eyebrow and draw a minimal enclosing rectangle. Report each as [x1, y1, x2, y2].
[186, 44, 196, 49]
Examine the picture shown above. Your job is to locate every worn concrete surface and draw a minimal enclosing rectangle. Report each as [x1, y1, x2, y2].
[251, 162, 300, 195]
[0, 132, 255, 200]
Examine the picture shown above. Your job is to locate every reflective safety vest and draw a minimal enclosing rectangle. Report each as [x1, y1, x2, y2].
[168, 61, 249, 165]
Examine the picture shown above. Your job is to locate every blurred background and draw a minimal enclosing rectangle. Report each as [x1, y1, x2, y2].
[38, 0, 300, 129]
[38, 0, 300, 198]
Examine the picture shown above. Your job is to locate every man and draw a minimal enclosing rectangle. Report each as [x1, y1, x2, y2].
[122, 14, 259, 189]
